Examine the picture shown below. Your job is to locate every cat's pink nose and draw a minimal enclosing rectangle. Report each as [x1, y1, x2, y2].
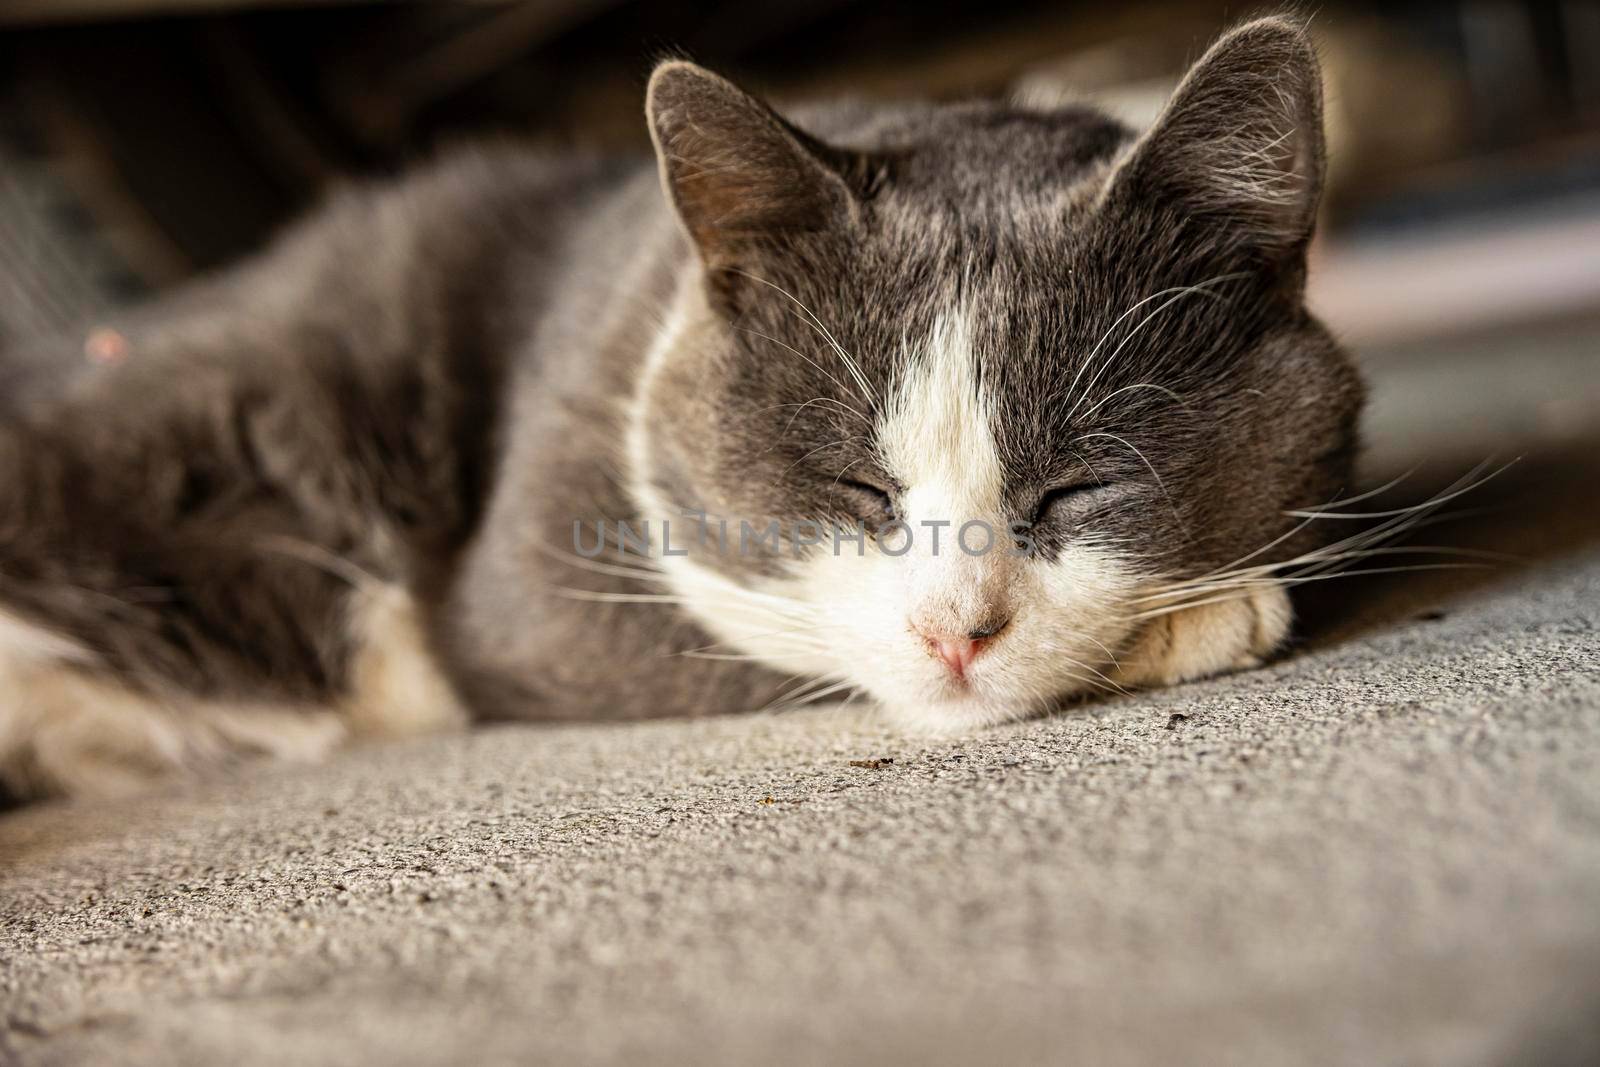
[931, 636, 983, 678]
[915, 615, 1010, 680]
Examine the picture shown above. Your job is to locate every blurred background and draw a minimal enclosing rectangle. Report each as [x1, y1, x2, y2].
[0, 0, 1595, 478]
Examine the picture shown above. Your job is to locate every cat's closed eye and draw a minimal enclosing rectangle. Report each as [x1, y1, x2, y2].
[1031, 482, 1106, 524]
[837, 477, 897, 523]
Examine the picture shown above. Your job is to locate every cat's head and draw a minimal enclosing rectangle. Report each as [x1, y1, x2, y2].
[627, 17, 1362, 730]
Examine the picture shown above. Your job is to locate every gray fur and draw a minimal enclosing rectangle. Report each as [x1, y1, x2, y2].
[0, 16, 1360, 797]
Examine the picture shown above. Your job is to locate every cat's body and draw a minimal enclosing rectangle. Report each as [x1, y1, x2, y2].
[0, 18, 1361, 798]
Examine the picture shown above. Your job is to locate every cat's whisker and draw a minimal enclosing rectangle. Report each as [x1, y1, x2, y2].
[1276, 465, 1510, 578]
[1199, 468, 1421, 576]
[769, 678, 859, 714]
[1134, 544, 1517, 605]
[1078, 633, 1125, 672]
[1053, 663, 1128, 697]
[1008, 637, 1128, 696]
[680, 649, 828, 662]
[529, 539, 671, 584]
[757, 673, 855, 715]
[1072, 277, 1236, 407]
[1129, 562, 1493, 622]
[1138, 460, 1512, 604]
[1073, 381, 1192, 424]
[675, 621, 838, 657]
[1046, 668, 1125, 698]
[557, 583, 824, 652]
[1066, 448, 1108, 486]
[732, 326, 867, 412]
[1064, 273, 1246, 421]
[830, 459, 867, 487]
[749, 397, 874, 432]
[1060, 654, 1126, 692]
[770, 673, 833, 701]
[779, 436, 867, 483]
[1137, 540, 1481, 605]
[1062, 284, 1213, 405]
[727, 269, 878, 406]
[643, 492, 807, 577]
[1282, 458, 1514, 520]
[552, 588, 688, 605]
[1073, 431, 1185, 528]
[255, 535, 384, 591]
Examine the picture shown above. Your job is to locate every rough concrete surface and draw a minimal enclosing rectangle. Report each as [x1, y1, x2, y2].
[3, 323, 1600, 1066]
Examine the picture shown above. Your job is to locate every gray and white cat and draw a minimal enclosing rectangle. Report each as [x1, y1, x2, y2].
[0, 16, 1360, 799]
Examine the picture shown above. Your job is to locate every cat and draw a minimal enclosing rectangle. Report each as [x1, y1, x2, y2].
[0, 16, 1360, 799]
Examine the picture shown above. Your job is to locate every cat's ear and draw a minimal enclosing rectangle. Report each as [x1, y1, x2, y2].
[1102, 17, 1325, 255]
[646, 60, 857, 278]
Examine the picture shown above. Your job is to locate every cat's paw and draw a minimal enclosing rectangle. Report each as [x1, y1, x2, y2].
[1111, 583, 1291, 690]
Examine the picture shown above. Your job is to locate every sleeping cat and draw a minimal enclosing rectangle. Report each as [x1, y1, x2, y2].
[0, 16, 1360, 798]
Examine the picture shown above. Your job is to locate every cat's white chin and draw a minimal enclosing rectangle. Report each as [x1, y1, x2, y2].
[872, 682, 1055, 735]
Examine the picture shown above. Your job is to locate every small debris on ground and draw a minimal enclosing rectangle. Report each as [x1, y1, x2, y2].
[848, 758, 895, 769]
[1416, 609, 1448, 622]
[1165, 713, 1190, 730]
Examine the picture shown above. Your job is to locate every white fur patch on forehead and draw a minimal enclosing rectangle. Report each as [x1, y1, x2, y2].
[876, 309, 1003, 519]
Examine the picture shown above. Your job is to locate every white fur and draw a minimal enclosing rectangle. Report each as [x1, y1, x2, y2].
[0, 586, 464, 798]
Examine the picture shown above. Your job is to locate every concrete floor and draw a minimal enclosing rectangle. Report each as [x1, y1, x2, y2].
[3, 320, 1599, 1066]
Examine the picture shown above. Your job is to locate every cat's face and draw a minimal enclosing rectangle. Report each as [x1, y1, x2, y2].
[631, 18, 1362, 729]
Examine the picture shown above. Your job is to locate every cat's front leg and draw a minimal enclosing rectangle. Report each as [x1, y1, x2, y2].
[1110, 583, 1291, 690]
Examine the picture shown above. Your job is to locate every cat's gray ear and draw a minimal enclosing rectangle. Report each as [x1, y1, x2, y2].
[646, 61, 857, 276]
[1103, 17, 1325, 254]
